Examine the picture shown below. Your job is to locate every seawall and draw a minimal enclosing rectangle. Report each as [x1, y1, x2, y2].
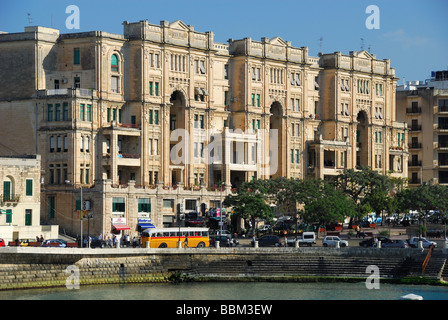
[0, 246, 445, 290]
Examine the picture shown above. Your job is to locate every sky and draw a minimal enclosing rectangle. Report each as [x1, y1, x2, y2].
[0, 0, 447, 82]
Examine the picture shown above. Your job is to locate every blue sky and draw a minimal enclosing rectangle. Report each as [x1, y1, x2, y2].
[1, 0, 447, 82]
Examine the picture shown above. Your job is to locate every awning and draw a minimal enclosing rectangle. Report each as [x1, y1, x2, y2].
[113, 224, 130, 231]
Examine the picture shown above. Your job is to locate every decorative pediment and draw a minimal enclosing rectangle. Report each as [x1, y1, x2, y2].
[354, 50, 373, 60]
[269, 36, 288, 46]
[169, 20, 190, 31]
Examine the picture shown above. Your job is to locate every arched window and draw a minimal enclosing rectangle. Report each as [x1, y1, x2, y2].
[111, 54, 119, 72]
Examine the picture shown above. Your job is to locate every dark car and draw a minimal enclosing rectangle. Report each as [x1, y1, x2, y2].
[41, 239, 67, 247]
[379, 239, 408, 248]
[210, 235, 239, 247]
[252, 235, 282, 247]
[359, 236, 391, 248]
[89, 236, 107, 248]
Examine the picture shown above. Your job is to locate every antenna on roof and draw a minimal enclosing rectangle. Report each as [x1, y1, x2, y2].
[360, 38, 365, 51]
[27, 13, 32, 26]
[318, 37, 323, 53]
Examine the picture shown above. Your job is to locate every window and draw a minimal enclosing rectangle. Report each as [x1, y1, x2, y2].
[155, 82, 159, 96]
[6, 209, 12, 224]
[25, 209, 32, 226]
[63, 103, 69, 121]
[149, 81, 153, 95]
[224, 64, 229, 79]
[47, 104, 53, 121]
[112, 197, 125, 212]
[86, 104, 92, 121]
[48, 196, 55, 219]
[74, 77, 80, 88]
[149, 110, 153, 125]
[295, 149, 300, 164]
[79, 104, 85, 121]
[111, 76, 119, 93]
[55, 104, 61, 121]
[138, 198, 151, 213]
[3, 181, 11, 201]
[163, 199, 174, 209]
[111, 54, 119, 72]
[74, 48, 80, 65]
[256, 94, 261, 107]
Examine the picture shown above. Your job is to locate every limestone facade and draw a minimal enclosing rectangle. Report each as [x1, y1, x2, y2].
[0, 21, 408, 237]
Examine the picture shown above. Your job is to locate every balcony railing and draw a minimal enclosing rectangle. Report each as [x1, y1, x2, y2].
[406, 107, 422, 114]
[1, 194, 20, 203]
[408, 160, 422, 167]
[408, 143, 422, 149]
[37, 88, 96, 98]
[410, 125, 422, 131]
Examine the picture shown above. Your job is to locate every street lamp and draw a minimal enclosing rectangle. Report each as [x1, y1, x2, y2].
[220, 181, 224, 235]
[65, 180, 83, 248]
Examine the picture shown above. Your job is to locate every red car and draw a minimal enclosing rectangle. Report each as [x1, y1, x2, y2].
[0, 239, 6, 247]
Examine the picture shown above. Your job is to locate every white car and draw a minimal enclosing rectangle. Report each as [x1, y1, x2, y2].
[408, 237, 437, 248]
[322, 236, 348, 247]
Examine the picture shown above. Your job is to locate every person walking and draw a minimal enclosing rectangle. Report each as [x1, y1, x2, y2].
[184, 235, 189, 248]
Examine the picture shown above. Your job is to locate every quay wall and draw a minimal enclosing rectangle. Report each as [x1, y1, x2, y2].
[0, 247, 442, 290]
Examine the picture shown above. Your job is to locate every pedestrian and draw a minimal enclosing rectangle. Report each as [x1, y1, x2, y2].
[356, 225, 360, 238]
[184, 235, 189, 248]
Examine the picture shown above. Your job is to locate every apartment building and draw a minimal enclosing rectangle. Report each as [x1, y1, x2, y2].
[0, 155, 58, 241]
[397, 70, 448, 185]
[0, 21, 408, 237]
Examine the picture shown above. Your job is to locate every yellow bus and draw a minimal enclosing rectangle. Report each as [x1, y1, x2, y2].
[141, 227, 210, 248]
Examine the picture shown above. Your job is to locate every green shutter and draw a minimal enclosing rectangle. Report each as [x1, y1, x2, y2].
[26, 179, 33, 196]
[3, 181, 10, 201]
[6, 209, 12, 224]
[74, 48, 80, 65]
[25, 209, 32, 226]
[48, 104, 53, 121]
[154, 110, 159, 125]
[149, 110, 153, 124]
[149, 82, 153, 95]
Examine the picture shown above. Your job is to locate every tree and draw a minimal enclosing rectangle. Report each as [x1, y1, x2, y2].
[223, 180, 273, 234]
[331, 166, 393, 226]
[302, 179, 357, 228]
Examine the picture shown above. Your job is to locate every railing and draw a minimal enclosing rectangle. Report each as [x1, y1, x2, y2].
[410, 125, 422, 131]
[1, 194, 20, 202]
[408, 143, 422, 149]
[408, 160, 422, 167]
[421, 244, 434, 275]
[406, 107, 422, 114]
[118, 123, 140, 129]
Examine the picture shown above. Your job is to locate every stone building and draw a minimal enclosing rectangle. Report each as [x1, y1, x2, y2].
[0, 155, 58, 241]
[397, 70, 448, 185]
[0, 21, 408, 237]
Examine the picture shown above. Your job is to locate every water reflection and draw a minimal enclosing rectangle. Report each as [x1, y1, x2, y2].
[1, 282, 447, 300]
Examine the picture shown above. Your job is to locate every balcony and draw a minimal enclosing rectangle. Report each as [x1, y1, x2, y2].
[408, 160, 422, 167]
[406, 107, 422, 114]
[438, 106, 448, 114]
[1, 194, 20, 204]
[409, 125, 422, 132]
[37, 88, 97, 98]
[408, 142, 422, 149]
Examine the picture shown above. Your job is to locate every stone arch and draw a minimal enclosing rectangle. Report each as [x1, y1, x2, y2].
[356, 110, 369, 168]
[269, 101, 284, 178]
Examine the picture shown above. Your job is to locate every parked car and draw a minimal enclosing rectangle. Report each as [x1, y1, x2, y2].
[359, 236, 391, 248]
[210, 235, 239, 247]
[287, 232, 316, 247]
[252, 235, 282, 247]
[322, 236, 348, 247]
[41, 239, 67, 247]
[0, 239, 5, 247]
[89, 236, 107, 248]
[378, 239, 408, 248]
[257, 225, 271, 232]
[215, 230, 232, 237]
[408, 237, 437, 248]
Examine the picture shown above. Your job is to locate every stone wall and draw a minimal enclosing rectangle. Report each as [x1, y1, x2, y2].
[0, 247, 442, 290]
